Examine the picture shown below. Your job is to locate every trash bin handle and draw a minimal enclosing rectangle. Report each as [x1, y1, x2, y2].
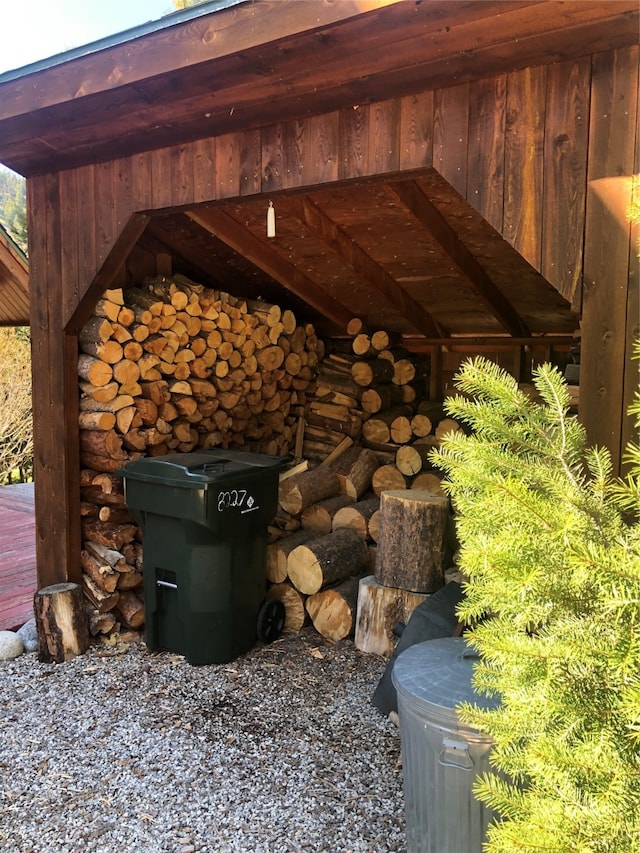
[438, 738, 474, 771]
[203, 461, 228, 473]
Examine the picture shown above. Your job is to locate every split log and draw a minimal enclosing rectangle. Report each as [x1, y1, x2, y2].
[80, 549, 119, 593]
[362, 406, 413, 445]
[371, 464, 407, 496]
[34, 582, 90, 663]
[411, 471, 447, 497]
[361, 383, 405, 414]
[331, 446, 380, 499]
[287, 528, 370, 595]
[81, 520, 137, 550]
[80, 452, 131, 474]
[87, 609, 117, 636]
[79, 429, 127, 461]
[435, 418, 463, 439]
[278, 467, 340, 516]
[300, 494, 354, 535]
[351, 358, 394, 387]
[115, 591, 145, 629]
[375, 490, 449, 593]
[305, 575, 363, 641]
[266, 529, 318, 584]
[81, 574, 121, 613]
[78, 411, 117, 431]
[395, 443, 434, 477]
[265, 582, 307, 633]
[116, 570, 144, 591]
[84, 542, 129, 571]
[332, 497, 380, 539]
[78, 354, 113, 387]
[411, 413, 433, 438]
[354, 575, 429, 656]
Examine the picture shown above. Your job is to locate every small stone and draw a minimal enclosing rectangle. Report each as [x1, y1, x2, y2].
[0, 630, 24, 660]
[17, 618, 38, 652]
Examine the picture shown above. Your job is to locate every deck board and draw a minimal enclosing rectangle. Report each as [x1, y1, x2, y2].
[0, 483, 37, 632]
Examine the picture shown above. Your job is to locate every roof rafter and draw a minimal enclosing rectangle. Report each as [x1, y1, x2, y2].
[287, 194, 447, 339]
[387, 180, 530, 338]
[186, 207, 353, 331]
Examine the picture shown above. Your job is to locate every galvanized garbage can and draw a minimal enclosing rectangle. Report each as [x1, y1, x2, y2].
[118, 449, 287, 665]
[392, 636, 499, 853]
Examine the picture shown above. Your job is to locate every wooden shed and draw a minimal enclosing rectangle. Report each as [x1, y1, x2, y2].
[0, 222, 29, 326]
[0, 0, 637, 589]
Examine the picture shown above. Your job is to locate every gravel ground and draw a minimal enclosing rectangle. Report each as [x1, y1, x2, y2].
[0, 629, 405, 853]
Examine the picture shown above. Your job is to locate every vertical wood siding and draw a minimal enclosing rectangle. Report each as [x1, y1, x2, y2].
[28, 47, 638, 585]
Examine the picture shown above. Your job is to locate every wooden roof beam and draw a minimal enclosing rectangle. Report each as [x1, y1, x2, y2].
[186, 207, 353, 332]
[290, 195, 447, 339]
[388, 180, 531, 338]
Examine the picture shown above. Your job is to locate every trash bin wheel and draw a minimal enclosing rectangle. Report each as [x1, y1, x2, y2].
[257, 598, 285, 644]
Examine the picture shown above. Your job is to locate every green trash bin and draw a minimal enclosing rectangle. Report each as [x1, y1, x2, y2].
[118, 449, 287, 665]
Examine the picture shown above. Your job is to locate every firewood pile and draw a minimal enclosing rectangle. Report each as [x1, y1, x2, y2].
[76, 279, 461, 649]
[77, 277, 318, 638]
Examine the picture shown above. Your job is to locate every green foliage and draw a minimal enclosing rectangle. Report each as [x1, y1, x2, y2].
[0, 166, 27, 254]
[0, 328, 33, 484]
[432, 355, 640, 853]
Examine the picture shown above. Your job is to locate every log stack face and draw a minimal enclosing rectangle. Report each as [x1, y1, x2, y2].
[77, 279, 318, 634]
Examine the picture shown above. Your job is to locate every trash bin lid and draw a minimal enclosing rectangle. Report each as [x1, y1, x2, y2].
[392, 636, 499, 717]
[118, 449, 288, 487]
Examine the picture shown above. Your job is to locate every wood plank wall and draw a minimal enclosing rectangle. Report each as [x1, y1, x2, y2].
[27, 46, 639, 586]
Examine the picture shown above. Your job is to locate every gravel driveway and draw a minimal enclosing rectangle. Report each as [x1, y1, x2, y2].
[0, 629, 405, 853]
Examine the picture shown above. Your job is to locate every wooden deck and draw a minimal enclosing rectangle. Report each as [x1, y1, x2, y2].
[0, 482, 37, 631]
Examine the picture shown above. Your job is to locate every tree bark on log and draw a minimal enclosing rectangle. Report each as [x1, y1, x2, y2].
[305, 575, 363, 641]
[266, 528, 318, 584]
[287, 528, 370, 595]
[34, 582, 90, 663]
[354, 575, 429, 657]
[331, 446, 380, 499]
[332, 498, 380, 539]
[300, 494, 354, 535]
[375, 490, 449, 593]
[278, 467, 340, 516]
[115, 591, 145, 629]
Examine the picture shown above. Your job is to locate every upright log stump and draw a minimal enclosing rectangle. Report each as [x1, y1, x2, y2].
[34, 582, 90, 663]
[375, 490, 449, 593]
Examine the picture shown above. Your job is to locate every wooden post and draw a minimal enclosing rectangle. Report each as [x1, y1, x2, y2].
[34, 582, 90, 663]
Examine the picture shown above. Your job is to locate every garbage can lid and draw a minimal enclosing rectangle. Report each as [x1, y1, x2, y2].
[392, 636, 499, 716]
[117, 449, 288, 487]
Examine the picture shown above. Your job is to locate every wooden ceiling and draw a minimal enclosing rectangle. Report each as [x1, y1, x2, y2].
[0, 224, 29, 326]
[142, 169, 578, 342]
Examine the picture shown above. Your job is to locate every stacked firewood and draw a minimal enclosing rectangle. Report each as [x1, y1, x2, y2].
[77, 278, 319, 633]
[265, 445, 386, 642]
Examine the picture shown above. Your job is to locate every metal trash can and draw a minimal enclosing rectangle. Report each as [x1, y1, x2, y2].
[118, 449, 287, 665]
[392, 636, 499, 853]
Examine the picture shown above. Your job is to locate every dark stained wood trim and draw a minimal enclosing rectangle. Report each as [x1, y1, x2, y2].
[290, 194, 446, 339]
[66, 213, 150, 332]
[388, 180, 530, 337]
[186, 206, 353, 331]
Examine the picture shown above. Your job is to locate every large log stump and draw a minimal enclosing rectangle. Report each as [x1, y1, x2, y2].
[287, 528, 370, 595]
[354, 575, 429, 657]
[375, 490, 449, 592]
[34, 583, 90, 663]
